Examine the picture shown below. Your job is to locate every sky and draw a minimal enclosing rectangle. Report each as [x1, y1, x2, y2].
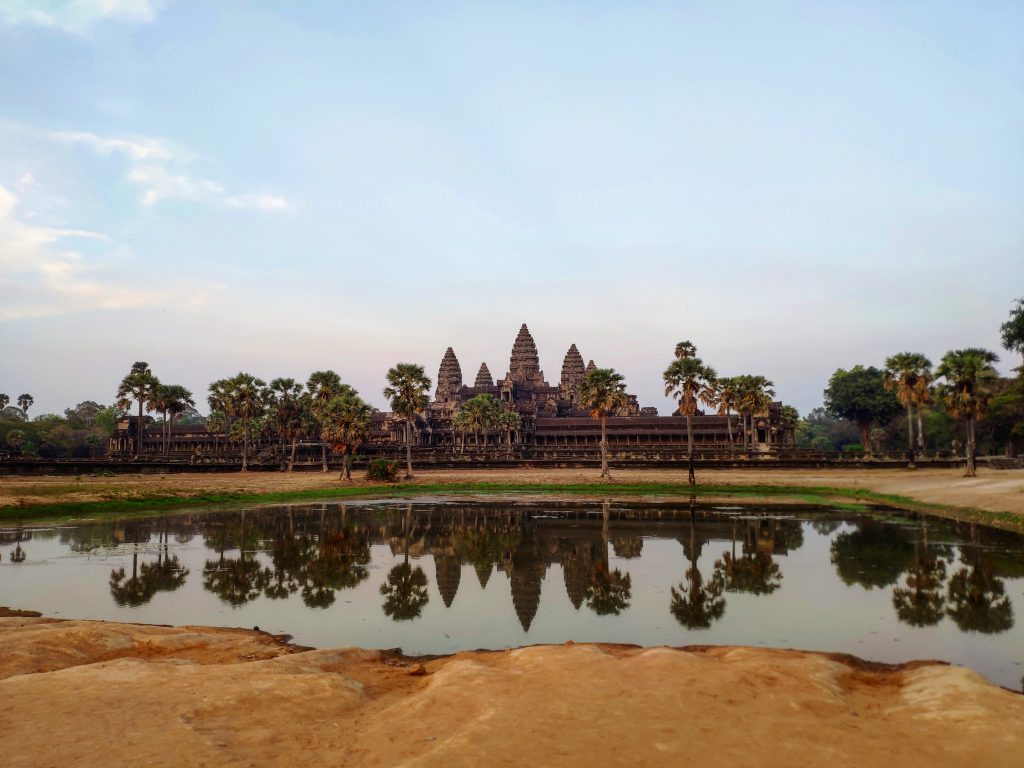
[1, 0, 1022, 417]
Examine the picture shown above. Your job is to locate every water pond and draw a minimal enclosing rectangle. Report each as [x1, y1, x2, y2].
[2, 499, 1022, 690]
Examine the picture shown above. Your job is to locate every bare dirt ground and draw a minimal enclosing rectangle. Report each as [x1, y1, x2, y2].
[2, 466, 1023, 516]
[1, 616, 1021, 767]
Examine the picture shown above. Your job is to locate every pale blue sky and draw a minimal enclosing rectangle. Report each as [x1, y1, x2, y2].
[1, 0, 1021, 416]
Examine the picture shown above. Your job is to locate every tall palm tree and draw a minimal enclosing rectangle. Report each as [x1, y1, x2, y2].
[162, 385, 195, 456]
[663, 342, 717, 486]
[936, 348, 1000, 477]
[710, 376, 740, 454]
[306, 370, 348, 472]
[883, 352, 933, 466]
[207, 378, 233, 455]
[116, 363, 160, 459]
[383, 363, 431, 480]
[269, 378, 306, 470]
[458, 394, 501, 451]
[224, 373, 268, 471]
[450, 408, 470, 454]
[734, 375, 775, 451]
[498, 409, 522, 458]
[149, 385, 172, 455]
[16, 394, 33, 415]
[577, 367, 627, 480]
[319, 392, 375, 480]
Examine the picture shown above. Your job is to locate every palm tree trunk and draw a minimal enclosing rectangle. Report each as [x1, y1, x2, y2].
[288, 437, 297, 471]
[916, 406, 925, 452]
[241, 413, 249, 471]
[345, 453, 352, 481]
[965, 417, 977, 477]
[600, 413, 609, 479]
[405, 420, 413, 479]
[726, 408, 734, 455]
[906, 402, 915, 468]
[321, 442, 328, 473]
[686, 413, 695, 486]
[136, 398, 144, 459]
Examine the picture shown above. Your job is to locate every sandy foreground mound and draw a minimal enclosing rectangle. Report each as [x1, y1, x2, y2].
[1, 617, 1022, 767]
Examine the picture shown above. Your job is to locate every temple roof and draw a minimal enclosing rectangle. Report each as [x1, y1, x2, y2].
[436, 347, 462, 399]
[434, 553, 462, 608]
[585, 359, 597, 374]
[508, 323, 541, 382]
[474, 362, 494, 388]
[560, 344, 585, 389]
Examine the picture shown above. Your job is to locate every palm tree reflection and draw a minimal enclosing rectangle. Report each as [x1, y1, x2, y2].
[380, 504, 429, 621]
[891, 526, 947, 627]
[670, 499, 725, 629]
[945, 526, 1013, 634]
[585, 501, 631, 616]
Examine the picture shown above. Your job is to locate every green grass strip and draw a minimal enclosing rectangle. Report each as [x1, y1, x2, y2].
[2, 480, 1021, 533]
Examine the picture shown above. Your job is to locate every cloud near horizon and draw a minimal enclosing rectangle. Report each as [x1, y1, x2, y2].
[0, 0, 162, 34]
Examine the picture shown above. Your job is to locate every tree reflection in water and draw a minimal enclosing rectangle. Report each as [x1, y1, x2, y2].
[670, 499, 726, 629]
[380, 504, 429, 621]
[830, 520, 914, 590]
[715, 517, 783, 595]
[891, 525, 947, 627]
[585, 501, 631, 616]
[202, 510, 271, 607]
[946, 526, 1014, 634]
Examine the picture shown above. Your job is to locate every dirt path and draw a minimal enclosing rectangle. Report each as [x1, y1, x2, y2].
[2, 466, 1023, 516]
[1, 617, 1021, 767]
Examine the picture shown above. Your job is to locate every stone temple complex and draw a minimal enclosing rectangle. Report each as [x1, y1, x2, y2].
[108, 323, 794, 463]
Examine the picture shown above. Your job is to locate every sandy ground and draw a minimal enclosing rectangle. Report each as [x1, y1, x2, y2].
[1, 615, 1021, 767]
[2, 466, 1023, 516]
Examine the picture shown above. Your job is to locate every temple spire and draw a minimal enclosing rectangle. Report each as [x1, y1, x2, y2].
[560, 344, 585, 390]
[475, 363, 494, 388]
[508, 323, 541, 382]
[435, 347, 462, 400]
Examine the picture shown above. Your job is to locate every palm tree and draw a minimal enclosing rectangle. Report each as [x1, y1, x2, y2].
[16, 393, 33, 415]
[585, 501, 632, 615]
[670, 502, 726, 629]
[663, 342, 717, 486]
[883, 352, 933, 467]
[224, 373, 268, 471]
[576, 368, 628, 480]
[498, 410, 522, 458]
[269, 378, 306, 470]
[710, 376, 740, 454]
[319, 392, 375, 480]
[0, 394, 8, 411]
[380, 505, 429, 620]
[458, 394, 501, 452]
[450, 408, 470, 454]
[383, 363, 431, 480]
[116, 363, 160, 459]
[148, 385, 172, 455]
[306, 370, 348, 472]
[735, 375, 775, 451]
[162, 385, 195, 456]
[6, 429, 25, 454]
[935, 348, 1000, 477]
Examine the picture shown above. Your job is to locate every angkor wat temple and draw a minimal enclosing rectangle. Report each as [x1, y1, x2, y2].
[108, 323, 794, 464]
[375, 323, 794, 460]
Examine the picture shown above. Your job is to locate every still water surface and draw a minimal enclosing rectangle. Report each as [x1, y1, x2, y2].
[2, 499, 1022, 689]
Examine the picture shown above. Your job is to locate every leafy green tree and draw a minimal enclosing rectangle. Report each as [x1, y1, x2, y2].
[883, 352, 933, 464]
[63, 401, 104, 428]
[935, 348, 1000, 476]
[664, 341, 717, 485]
[577, 368, 628, 480]
[823, 366, 900, 457]
[319, 392, 374, 480]
[1000, 297, 1024, 371]
[306, 370, 351, 471]
[985, 377, 1024, 457]
[383, 363, 431, 479]
[17, 394, 33, 415]
[0, 394, 7, 411]
[116, 362, 160, 459]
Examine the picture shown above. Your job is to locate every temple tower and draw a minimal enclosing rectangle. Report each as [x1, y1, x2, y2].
[560, 344, 586, 403]
[435, 347, 462, 402]
[585, 359, 597, 374]
[507, 323, 543, 383]
[474, 363, 494, 388]
[434, 553, 462, 608]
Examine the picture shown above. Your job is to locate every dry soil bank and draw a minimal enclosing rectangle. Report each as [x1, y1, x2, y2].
[1, 615, 1022, 767]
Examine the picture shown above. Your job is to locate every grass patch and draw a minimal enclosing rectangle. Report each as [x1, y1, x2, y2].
[1, 479, 1021, 533]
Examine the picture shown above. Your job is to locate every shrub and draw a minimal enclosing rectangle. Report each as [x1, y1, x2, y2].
[366, 458, 399, 482]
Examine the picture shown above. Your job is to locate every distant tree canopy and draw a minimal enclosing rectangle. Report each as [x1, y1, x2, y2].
[1000, 297, 1024, 370]
[823, 366, 901, 455]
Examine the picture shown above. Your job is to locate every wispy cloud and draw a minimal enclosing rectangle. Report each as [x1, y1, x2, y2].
[0, 182, 158, 320]
[0, 0, 162, 34]
[54, 129, 292, 213]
